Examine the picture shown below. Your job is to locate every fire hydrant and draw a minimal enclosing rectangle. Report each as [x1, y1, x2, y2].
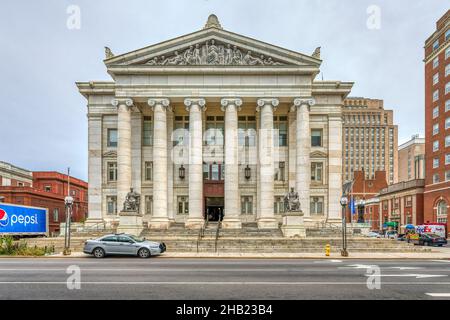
[325, 244, 331, 257]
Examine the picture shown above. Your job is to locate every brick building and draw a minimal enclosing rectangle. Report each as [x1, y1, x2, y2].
[343, 98, 398, 185]
[424, 10, 450, 232]
[0, 164, 88, 236]
[0, 161, 33, 187]
[345, 170, 388, 230]
[398, 135, 425, 182]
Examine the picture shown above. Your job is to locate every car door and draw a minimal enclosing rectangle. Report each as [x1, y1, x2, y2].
[101, 236, 120, 254]
[117, 236, 138, 255]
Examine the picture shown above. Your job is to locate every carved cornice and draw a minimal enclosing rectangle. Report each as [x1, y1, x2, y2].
[220, 98, 242, 112]
[103, 151, 117, 158]
[111, 98, 133, 109]
[256, 98, 279, 112]
[184, 98, 206, 112]
[148, 98, 171, 112]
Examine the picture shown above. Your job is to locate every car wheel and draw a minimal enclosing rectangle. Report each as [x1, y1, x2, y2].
[424, 241, 429, 247]
[138, 248, 151, 259]
[93, 247, 106, 258]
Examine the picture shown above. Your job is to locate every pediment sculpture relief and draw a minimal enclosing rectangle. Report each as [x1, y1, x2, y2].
[145, 40, 285, 66]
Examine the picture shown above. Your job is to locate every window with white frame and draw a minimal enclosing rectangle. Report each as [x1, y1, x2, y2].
[437, 200, 448, 223]
[447, 171, 450, 182]
[311, 162, 323, 183]
[143, 116, 153, 146]
[446, 83, 450, 95]
[433, 123, 439, 135]
[433, 57, 439, 69]
[310, 197, 324, 215]
[274, 162, 286, 181]
[433, 73, 439, 85]
[446, 118, 450, 130]
[144, 161, 153, 181]
[107, 196, 117, 215]
[446, 65, 450, 77]
[433, 106, 439, 118]
[446, 47, 450, 60]
[433, 40, 439, 51]
[177, 196, 189, 215]
[433, 90, 439, 102]
[53, 208, 59, 222]
[241, 196, 253, 215]
[107, 129, 118, 147]
[446, 29, 450, 41]
[433, 157, 439, 168]
[446, 135, 450, 147]
[238, 116, 256, 147]
[274, 196, 285, 214]
[433, 173, 440, 184]
[433, 140, 439, 152]
[145, 196, 153, 215]
[274, 116, 288, 147]
[446, 100, 450, 112]
[107, 162, 117, 182]
[446, 153, 450, 165]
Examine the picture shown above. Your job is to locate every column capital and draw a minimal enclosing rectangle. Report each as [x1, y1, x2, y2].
[184, 98, 206, 112]
[112, 98, 133, 108]
[148, 98, 171, 111]
[256, 98, 279, 112]
[220, 98, 242, 112]
[292, 97, 315, 112]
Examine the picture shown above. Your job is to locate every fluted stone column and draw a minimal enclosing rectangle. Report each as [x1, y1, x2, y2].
[184, 98, 206, 229]
[221, 98, 242, 229]
[293, 98, 315, 217]
[328, 114, 343, 221]
[112, 98, 133, 212]
[256, 98, 279, 229]
[148, 98, 171, 229]
[167, 108, 175, 222]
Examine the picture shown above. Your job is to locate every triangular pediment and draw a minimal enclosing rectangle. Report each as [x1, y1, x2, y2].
[105, 24, 321, 68]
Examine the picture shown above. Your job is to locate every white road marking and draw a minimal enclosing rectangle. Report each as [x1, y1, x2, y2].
[365, 274, 448, 279]
[313, 260, 342, 263]
[432, 260, 450, 263]
[340, 264, 377, 269]
[0, 281, 450, 285]
[388, 267, 423, 270]
[426, 293, 450, 297]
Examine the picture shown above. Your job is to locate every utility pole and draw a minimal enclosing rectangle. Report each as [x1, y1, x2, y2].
[63, 167, 74, 256]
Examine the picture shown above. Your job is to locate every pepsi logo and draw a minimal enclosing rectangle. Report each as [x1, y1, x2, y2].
[0, 208, 9, 227]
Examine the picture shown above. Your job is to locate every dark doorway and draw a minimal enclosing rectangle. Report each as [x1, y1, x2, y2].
[205, 197, 224, 222]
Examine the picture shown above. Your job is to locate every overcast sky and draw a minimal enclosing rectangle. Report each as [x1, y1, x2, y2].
[0, 0, 447, 181]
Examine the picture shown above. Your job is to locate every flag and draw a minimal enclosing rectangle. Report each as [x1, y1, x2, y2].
[350, 197, 356, 215]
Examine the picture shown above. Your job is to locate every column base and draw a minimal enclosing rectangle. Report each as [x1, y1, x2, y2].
[222, 218, 242, 229]
[149, 217, 171, 230]
[257, 218, 279, 229]
[116, 211, 143, 236]
[185, 218, 205, 229]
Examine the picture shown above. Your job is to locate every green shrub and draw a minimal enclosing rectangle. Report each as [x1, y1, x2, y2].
[0, 236, 54, 256]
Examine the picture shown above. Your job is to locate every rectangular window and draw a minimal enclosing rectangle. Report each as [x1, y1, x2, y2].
[107, 196, 117, 215]
[177, 196, 189, 214]
[311, 129, 322, 147]
[382, 201, 388, 211]
[433, 106, 439, 119]
[107, 129, 118, 147]
[405, 196, 412, 208]
[203, 163, 210, 180]
[143, 116, 153, 146]
[446, 29, 450, 41]
[433, 40, 439, 51]
[53, 208, 59, 222]
[446, 118, 450, 130]
[211, 164, 220, 180]
[433, 158, 439, 169]
[205, 116, 224, 146]
[433, 57, 439, 69]
[310, 197, 324, 215]
[433, 123, 439, 135]
[238, 116, 256, 147]
[274, 117, 288, 147]
[274, 196, 285, 214]
[44, 185, 52, 192]
[446, 171, 450, 182]
[446, 100, 450, 112]
[274, 162, 285, 181]
[145, 196, 153, 215]
[433, 90, 439, 102]
[446, 83, 450, 95]
[446, 47, 450, 60]
[433, 173, 440, 184]
[107, 162, 117, 182]
[311, 162, 323, 183]
[446, 65, 450, 77]
[446, 153, 450, 165]
[446, 135, 450, 147]
[433, 140, 439, 152]
[241, 196, 253, 215]
[144, 161, 153, 181]
[433, 73, 439, 85]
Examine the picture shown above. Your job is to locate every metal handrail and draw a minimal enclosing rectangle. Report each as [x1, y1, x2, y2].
[196, 215, 209, 253]
[214, 216, 222, 253]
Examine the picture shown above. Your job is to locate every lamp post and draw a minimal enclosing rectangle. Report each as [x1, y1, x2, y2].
[63, 168, 73, 256]
[340, 196, 349, 257]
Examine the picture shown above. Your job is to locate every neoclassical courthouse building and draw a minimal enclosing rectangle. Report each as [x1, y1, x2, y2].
[77, 15, 353, 230]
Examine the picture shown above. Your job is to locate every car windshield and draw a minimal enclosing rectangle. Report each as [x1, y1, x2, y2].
[128, 235, 145, 242]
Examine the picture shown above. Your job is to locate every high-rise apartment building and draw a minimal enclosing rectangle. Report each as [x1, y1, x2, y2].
[424, 10, 450, 228]
[343, 98, 398, 185]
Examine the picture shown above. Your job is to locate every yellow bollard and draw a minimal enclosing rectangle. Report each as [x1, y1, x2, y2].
[325, 244, 331, 257]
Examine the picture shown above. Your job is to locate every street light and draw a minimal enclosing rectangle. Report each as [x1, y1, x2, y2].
[63, 167, 73, 256]
[340, 196, 349, 257]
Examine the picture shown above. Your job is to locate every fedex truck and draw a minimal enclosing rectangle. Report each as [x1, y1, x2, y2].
[416, 223, 447, 239]
[0, 203, 48, 237]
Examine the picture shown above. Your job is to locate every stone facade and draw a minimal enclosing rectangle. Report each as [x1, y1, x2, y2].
[77, 15, 353, 229]
[398, 135, 425, 182]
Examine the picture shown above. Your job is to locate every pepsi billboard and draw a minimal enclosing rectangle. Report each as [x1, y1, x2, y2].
[0, 203, 48, 235]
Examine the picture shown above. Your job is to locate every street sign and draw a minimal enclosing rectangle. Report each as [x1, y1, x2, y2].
[0, 203, 48, 236]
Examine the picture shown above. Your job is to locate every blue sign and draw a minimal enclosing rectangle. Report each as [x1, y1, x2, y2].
[350, 197, 356, 215]
[0, 203, 48, 235]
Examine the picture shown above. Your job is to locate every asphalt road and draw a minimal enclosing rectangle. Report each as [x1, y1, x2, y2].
[0, 258, 449, 300]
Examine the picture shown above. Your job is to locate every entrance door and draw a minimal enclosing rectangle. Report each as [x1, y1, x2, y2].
[205, 197, 224, 222]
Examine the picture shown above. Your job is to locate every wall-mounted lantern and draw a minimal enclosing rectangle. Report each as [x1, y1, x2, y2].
[179, 165, 186, 180]
[245, 165, 251, 180]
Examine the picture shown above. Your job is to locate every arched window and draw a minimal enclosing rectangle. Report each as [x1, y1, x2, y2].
[437, 200, 448, 223]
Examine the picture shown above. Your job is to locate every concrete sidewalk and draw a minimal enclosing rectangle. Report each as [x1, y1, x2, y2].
[2, 249, 450, 259]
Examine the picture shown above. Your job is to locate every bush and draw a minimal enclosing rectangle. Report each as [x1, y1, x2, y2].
[0, 236, 55, 256]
